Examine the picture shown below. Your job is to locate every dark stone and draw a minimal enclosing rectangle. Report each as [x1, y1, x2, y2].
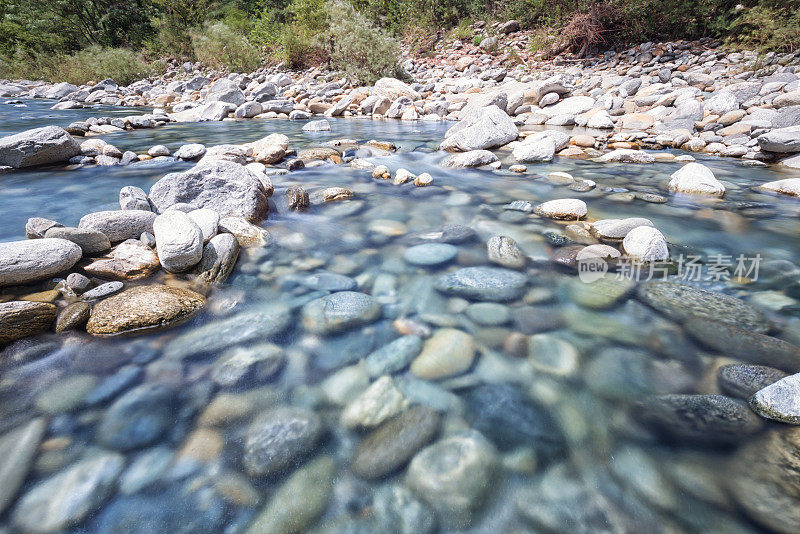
[462, 383, 565, 457]
[632, 394, 764, 446]
[718, 364, 788, 399]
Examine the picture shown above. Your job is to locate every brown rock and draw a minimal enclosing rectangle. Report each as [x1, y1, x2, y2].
[85, 284, 205, 335]
[83, 239, 160, 280]
[55, 301, 91, 332]
[0, 301, 57, 344]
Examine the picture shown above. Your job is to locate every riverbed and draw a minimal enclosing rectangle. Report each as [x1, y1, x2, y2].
[2, 98, 800, 533]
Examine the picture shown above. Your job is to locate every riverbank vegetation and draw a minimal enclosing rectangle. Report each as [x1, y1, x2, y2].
[0, 0, 798, 83]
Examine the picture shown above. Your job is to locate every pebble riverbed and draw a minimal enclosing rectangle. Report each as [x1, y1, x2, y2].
[2, 99, 800, 533]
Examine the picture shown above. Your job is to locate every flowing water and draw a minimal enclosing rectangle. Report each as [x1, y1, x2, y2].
[2, 99, 800, 533]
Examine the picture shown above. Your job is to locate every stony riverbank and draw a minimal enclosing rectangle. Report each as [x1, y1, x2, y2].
[3, 26, 800, 534]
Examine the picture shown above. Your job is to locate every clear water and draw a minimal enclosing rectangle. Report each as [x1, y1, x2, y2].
[2, 100, 800, 533]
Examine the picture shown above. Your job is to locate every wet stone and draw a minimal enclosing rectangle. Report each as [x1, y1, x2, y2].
[54, 301, 91, 332]
[411, 328, 475, 380]
[465, 302, 511, 326]
[434, 266, 527, 302]
[352, 405, 440, 479]
[97, 384, 176, 450]
[84, 365, 143, 406]
[211, 343, 284, 387]
[749, 372, 800, 424]
[302, 272, 357, 292]
[685, 318, 800, 372]
[462, 383, 565, 455]
[243, 406, 322, 477]
[638, 281, 772, 333]
[301, 291, 381, 335]
[718, 364, 788, 399]
[633, 394, 764, 446]
[365, 335, 423, 377]
[404, 243, 458, 266]
[406, 431, 498, 530]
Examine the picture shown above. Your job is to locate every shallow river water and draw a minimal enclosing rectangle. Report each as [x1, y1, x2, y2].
[2, 98, 800, 533]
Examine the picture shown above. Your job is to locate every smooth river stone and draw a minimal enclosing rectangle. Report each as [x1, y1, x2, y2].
[411, 328, 475, 380]
[0, 418, 47, 515]
[0, 301, 57, 344]
[153, 210, 204, 272]
[301, 291, 381, 335]
[434, 266, 527, 302]
[567, 273, 635, 309]
[43, 226, 111, 254]
[365, 335, 424, 377]
[637, 281, 771, 333]
[163, 305, 291, 359]
[717, 364, 788, 399]
[12, 453, 125, 533]
[85, 284, 205, 335]
[684, 318, 800, 372]
[633, 394, 764, 446]
[245, 456, 334, 534]
[244, 406, 322, 477]
[97, 384, 176, 450]
[749, 373, 800, 424]
[728, 428, 800, 532]
[78, 210, 157, 242]
[406, 431, 498, 530]
[403, 243, 458, 266]
[0, 238, 82, 286]
[352, 405, 441, 479]
[462, 383, 565, 456]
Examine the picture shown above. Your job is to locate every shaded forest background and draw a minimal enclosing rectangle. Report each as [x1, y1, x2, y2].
[1, 0, 798, 85]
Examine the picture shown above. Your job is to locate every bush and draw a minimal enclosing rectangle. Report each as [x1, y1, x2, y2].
[472, 34, 483, 46]
[191, 22, 262, 72]
[325, 0, 402, 84]
[451, 19, 474, 40]
[0, 46, 164, 85]
[727, 3, 800, 52]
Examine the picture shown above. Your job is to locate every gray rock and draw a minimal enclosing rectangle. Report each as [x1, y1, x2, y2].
[403, 243, 458, 266]
[149, 161, 270, 223]
[12, 453, 124, 533]
[66, 272, 91, 292]
[44, 226, 110, 254]
[303, 119, 331, 132]
[153, 211, 204, 272]
[633, 394, 764, 445]
[372, 484, 436, 534]
[750, 373, 800, 424]
[25, 217, 62, 238]
[440, 105, 517, 151]
[718, 364, 788, 399]
[194, 233, 240, 285]
[487, 235, 524, 269]
[758, 126, 800, 153]
[728, 427, 800, 532]
[245, 456, 334, 534]
[301, 291, 381, 335]
[685, 318, 800, 372]
[0, 238, 82, 286]
[81, 281, 124, 301]
[462, 383, 564, 455]
[234, 101, 262, 118]
[244, 406, 323, 476]
[434, 266, 527, 301]
[286, 185, 310, 211]
[119, 186, 151, 211]
[406, 431, 498, 529]
[211, 343, 284, 387]
[0, 126, 80, 168]
[352, 405, 440, 479]
[512, 136, 555, 162]
[441, 149, 498, 167]
[79, 210, 157, 242]
[301, 272, 357, 292]
[0, 418, 47, 515]
[97, 384, 175, 450]
[365, 335, 423, 377]
[638, 281, 771, 333]
[163, 305, 291, 359]
[174, 143, 206, 160]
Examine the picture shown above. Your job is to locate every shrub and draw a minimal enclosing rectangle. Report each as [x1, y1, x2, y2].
[472, 34, 483, 46]
[727, 3, 800, 52]
[191, 22, 262, 72]
[325, 1, 402, 84]
[451, 18, 474, 40]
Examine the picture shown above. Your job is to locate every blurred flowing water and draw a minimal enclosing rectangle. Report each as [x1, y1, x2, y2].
[1, 99, 800, 533]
